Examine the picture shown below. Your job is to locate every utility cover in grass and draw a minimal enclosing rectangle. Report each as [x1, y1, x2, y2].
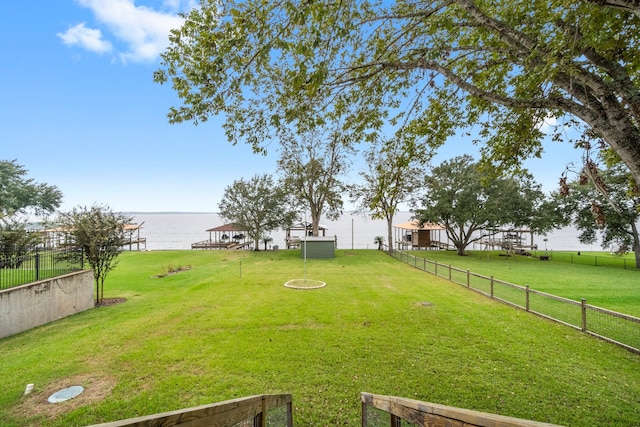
[47, 386, 84, 403]
[284, 279, 326, 290]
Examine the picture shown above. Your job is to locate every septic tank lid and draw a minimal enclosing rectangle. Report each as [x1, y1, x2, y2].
[47, 385, 84, 403]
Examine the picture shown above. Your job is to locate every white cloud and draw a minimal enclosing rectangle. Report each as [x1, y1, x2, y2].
[57, 23, 113, 53]
[537, 114, 559, 134]
[62, 0, 192, 62]
[162, 0, 181, 10]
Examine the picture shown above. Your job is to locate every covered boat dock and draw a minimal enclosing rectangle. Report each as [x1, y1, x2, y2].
[393, 220, 449, 250]
[191, 223, 251, 250]
[122, 223, 146, 251]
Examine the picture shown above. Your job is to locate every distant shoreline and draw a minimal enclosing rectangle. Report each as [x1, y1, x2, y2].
[122, 211, 217, 215]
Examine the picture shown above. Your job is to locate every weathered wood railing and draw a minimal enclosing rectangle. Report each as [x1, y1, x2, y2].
[86, 392, 565, 426]
[361, 393, 561, 427]
[88, 393, 292, 427]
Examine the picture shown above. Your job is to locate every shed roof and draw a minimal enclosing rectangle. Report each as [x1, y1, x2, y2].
[206, 223, 245, 232]
[288, 221, 328, 231]
[393, 220, 445, 231]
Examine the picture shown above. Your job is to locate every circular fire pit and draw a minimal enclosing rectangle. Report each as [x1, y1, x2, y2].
[283, 279, 326, 290]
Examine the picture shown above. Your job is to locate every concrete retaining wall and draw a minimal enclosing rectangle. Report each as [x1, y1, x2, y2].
[0, 270, 94, 339]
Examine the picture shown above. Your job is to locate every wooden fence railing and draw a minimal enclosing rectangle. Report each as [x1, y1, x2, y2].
[391, 250, 640, 354]
[87, 393, 292, 427]
[361, 393, 561, 427]
[87, 392, 563, 426]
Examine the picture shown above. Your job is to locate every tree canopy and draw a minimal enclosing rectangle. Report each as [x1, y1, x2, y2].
[278, 128, 351, 236]
[218, 174, 297, 250]
[557, 161, 640, 267]
[413, 155, 555, 255]
[0, 160, 62, 217]
[155, 0, 640, 191]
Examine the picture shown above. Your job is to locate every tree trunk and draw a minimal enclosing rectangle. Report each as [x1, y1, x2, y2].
[386, 217, 394, 253]
[631, 222, 640, 269]
[310, 209, 321, 236]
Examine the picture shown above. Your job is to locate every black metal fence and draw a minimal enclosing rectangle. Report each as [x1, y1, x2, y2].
[0, 246, 84, 290]
[392, 250, 640, 354]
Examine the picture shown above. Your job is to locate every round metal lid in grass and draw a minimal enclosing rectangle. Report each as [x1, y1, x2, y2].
[47, 386, 84, 403]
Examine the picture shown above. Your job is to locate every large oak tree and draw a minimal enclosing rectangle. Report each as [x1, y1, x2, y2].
[413, 155, 556, 256]
[156, 0, 640, 190]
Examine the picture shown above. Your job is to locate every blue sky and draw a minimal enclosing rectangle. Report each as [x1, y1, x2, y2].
[1, 0, 583, 214]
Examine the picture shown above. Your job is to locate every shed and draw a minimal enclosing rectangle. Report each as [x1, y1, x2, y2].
[300, 236, 336, 259]
[286, 221, 329, 248]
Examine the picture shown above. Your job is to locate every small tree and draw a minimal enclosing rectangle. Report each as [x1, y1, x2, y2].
[218, 175, 297, 250]
[58, 205, 131, 305]
[0, 216, 44, 269]
[350, 137, 424, 252]
[261, 235, 274, 251]
[0, 159, 62, 258]
[0, 159, 62, 217]
[373, 236, 384, 250]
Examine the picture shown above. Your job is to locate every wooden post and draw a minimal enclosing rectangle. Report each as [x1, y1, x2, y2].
[448, 265, 452, 281]
[581, 298, 587, 332]
[254, 395, 266, 427]
[466, 270, 470, 287]
[361, 401, 368, 427]
[287, 400, 293, 427]
[435, 260, 438, 276]
[490, 276, 494, 297]
[525, 285, 530, 312]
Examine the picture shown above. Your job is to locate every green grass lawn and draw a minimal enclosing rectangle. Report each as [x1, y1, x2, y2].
[0, 250, 639, 426]
[407, 249, 640, 317]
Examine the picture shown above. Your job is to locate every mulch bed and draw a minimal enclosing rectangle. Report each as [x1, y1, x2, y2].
[95, 298, 127, 307]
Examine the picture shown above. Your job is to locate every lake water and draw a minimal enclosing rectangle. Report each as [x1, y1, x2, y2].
[127, 212, 601, 252]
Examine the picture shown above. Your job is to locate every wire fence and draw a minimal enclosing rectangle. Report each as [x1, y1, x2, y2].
[548, 251, 638, 270]
[0, 246, 84, 290]
[392, 250, 640, 354]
